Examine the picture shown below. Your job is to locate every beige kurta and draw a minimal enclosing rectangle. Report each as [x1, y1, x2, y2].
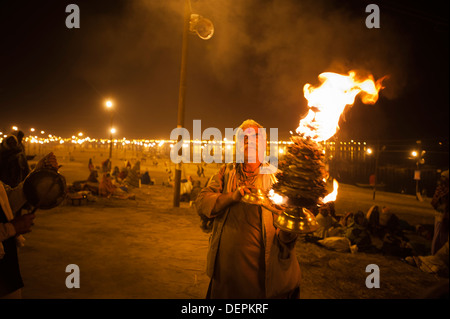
[195, 163, 301, 299]
[210, 201, 265, 298]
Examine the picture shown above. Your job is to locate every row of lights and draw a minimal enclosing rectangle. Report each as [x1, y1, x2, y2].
[2, 126, 439, 159]
[0, 128, 375, 153]
[366, 147, 425, 159]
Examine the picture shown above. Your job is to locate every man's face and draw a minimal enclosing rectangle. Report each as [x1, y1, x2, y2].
[243, 126, 261, 164]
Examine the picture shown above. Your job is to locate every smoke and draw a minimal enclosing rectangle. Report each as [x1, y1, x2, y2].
[71, 0, 410, 136]
[186, 0, 408, 113]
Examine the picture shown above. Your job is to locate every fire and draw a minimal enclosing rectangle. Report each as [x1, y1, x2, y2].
[322, 179, 339, 204]
[296, 70, 385, 142]
[268, 189, 286, 205]
[296, 70, 385, 203]
[268, 71, 385, 207]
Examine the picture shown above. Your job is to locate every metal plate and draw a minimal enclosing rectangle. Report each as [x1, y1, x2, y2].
[240, 188, 267, 206]
[23, 169, 67, 210]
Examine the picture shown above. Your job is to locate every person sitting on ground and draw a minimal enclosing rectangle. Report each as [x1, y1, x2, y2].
[140, 171, 153, 185]
[378, 206, 413, 257]
[125, 161, 141, 188]
[340, 211, 354, 227]
[405, 237, 449, 277]
[314, 203, 343, 239]
[99, 173, 116, 198]
[118, 167, 128, 181]
[84, 170, 100, 195]
[99, 173, 134, 200]
[70, 170, 99, 193]
[111, 166, 120, 178]
[87, 170, 99, 183]
[344, 210, 372, 252]
[366, 205, 383, 238]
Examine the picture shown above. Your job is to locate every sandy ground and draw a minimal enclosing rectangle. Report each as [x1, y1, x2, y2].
[16, 149, 448, 299]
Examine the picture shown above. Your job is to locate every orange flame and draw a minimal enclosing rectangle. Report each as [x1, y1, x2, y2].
[270, 71, 385, 206]
[268, 189, 286, 205]
[296, 71, 385, 142]
[322, 179, 339, 203]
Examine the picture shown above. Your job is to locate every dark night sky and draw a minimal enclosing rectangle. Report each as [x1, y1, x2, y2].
[0, 0, 448, 142]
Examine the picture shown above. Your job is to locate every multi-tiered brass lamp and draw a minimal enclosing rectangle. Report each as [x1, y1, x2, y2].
[241, 134, 327, 234]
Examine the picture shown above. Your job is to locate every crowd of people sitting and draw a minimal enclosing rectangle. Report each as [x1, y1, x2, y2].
[310, 170, 449, 277]
[69, 158, 206, 206]
[311, 203, 417, 256]
[69, 158, 154, 200]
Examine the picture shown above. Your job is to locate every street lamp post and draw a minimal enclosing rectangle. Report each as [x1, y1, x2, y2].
[106, 100, 114, 159]
[173, 0, 191, 208]
[368, 143, 385, 200]
[110, 127, 116, 160]
[413, 140, 425, 201]
[173, 0, 214, 207]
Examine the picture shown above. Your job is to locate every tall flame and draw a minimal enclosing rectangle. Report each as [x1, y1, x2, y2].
[296, 71, 385, 142]
[270, 70, 385, 206]
[322, 179, 339, 203]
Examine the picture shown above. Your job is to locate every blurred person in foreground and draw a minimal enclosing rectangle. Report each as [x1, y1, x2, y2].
[0, 134, 29, 188]
[431, 170, 449, 255]
[0, 152, 59, 298]
[195, 119, 301, 299]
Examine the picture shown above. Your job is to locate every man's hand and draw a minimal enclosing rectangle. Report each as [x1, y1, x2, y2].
[231, 185, 252, 202]
[212, 186, 252, 214]
[10, 213, 36, 235]
[35, 152, 59, 171]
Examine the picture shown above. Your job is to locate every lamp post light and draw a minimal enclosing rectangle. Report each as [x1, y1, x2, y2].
[412, 140, 425, 201]
[106, 100, 114, 159]
[367, 143, 385, 200]
[173, 0, 214, 207]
